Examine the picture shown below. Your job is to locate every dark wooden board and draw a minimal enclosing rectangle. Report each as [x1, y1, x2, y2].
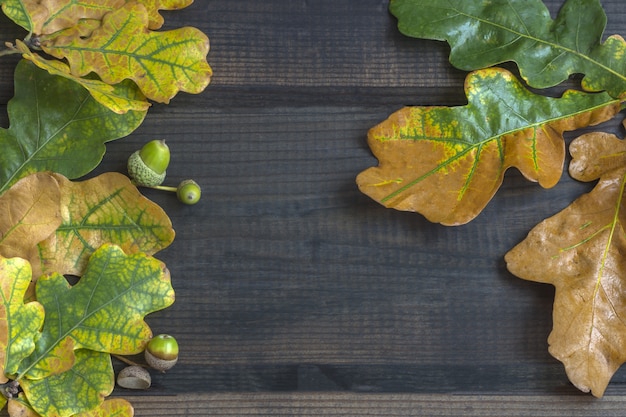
[1, 1, 626, 415]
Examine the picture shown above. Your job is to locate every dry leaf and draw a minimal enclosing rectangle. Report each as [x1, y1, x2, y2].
[0, 173, 61, 260]
[506, 120, 626, 396]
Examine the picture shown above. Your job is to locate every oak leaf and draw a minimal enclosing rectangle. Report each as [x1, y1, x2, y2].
[2, 0, 194, 34]
[40, 2, 212, 104]
[389, 0, 626, 98]
[0, 256, 44, 384]
[20, 350, 114, 417]
[0, 60, 146, 194]
[18, 243, 174, 381]
[29, 172, 175, 279]
[356, 67, 620, 225]
[8, 396, 134, 417]
[0, 173, 61, 261]
[505, 120, 626, 396]
[18, 40, 150, 114]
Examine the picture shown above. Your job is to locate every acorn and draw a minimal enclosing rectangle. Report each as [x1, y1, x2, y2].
[176, 179, 201, 205]
[117, 365, 151, 389]
[145, 334, 179, 372]
[128, 139, 170, 187]
[150, 179, 202, 205]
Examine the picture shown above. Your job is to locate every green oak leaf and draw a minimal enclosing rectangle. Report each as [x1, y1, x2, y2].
[28, 172, 175, 279]
[0, 256, 44, 382]
[41, 1, 212, 103]
[356, 67, 621, 225]
[21, 350, 114, 417]
[18, 243, 174, 380]
[0, 59, 147, 194]
[389, 0, 626, 98]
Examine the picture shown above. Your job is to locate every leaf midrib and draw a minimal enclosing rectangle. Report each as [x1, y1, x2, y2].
[380, 97, 619, 203]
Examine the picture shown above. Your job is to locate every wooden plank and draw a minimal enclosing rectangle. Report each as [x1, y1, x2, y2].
[125, 393, 626, 416]
[0, 0, 625, 416]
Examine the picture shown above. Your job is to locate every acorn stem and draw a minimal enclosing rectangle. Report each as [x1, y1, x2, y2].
[131, 181, 177, 192]
[150, 185, 178, 192]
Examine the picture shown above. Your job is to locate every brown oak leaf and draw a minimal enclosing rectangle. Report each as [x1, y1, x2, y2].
[505, 120, 626, 396]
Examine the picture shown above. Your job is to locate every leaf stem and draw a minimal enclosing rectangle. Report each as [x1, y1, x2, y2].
[0, 42, 20, 57]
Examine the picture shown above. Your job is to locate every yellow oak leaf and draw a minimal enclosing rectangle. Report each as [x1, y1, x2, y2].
[28, 172, 175, 279]
[8, 0, 194, 34]
[40, 2, 212, 103]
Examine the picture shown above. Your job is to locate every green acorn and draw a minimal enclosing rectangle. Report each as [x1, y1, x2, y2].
[145, 334, 179, 372]
[128, 139, 170, 187]
[176, 179, 202, 205]
[149, 179, 202, 205]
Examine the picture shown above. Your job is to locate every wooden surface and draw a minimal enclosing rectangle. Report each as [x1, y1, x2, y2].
[2, 1, 626, 415]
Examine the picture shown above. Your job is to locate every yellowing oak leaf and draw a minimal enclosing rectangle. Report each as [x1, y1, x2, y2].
[356, 67, 621, 225]
[0, 173, 61, 260]
[4, 0, 194, 34]
[19, 244, 174, 380]
[21, 350, 114, 417]
[17, 41, 150, 114]
[506, 121, 626, 396]
[28, 172, 175, 279]
[8, 374, 134, 417]
[71, 398, 134, 417]
[40, 2, 212, 103]
[0, 257, 44, 384]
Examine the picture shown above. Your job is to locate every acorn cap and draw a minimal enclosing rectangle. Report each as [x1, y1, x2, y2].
[117, 366, 151, 389]
[128, 150, 166, 187]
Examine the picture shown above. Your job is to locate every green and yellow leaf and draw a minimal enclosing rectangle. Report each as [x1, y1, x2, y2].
[506, 120, 626, 397]
[21, 350, 114, 417]
[1, 0, 38, 33]
[71, 398, 134, 417]
[41, 2, 212, 103]
[8, 396, 134, 417]
[0, 60, 147, 194]
[17, 41, 150, 114]
[390, 0, 626, 98]
[28, 172, 175, 279]
[356, 67, 620, 225]
[19, 244, 174, 380]
[0, 256, 44, 383]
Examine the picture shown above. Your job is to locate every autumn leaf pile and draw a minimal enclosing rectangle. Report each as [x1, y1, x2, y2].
[0, 0, 211, 416]
[357, 0, 626, 397]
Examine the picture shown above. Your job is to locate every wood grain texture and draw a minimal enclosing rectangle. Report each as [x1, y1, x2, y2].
[1, 0, 626, 415]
